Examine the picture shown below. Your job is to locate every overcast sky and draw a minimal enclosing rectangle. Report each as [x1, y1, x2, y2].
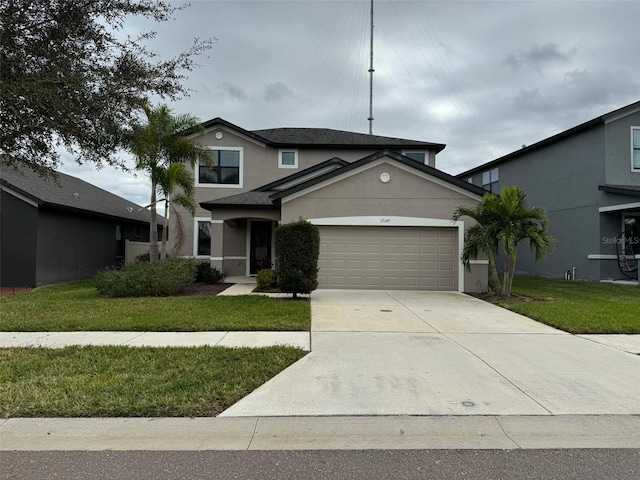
[59, 0, 640, 209]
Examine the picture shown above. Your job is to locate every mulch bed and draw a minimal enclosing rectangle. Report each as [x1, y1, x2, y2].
[175, 283, 233, 296]
[0, 287, 33, 297]
[468, 292, 543, 303]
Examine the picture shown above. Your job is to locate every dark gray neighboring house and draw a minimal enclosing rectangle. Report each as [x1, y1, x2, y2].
[458, 101, 640, 282]
[0, 167, 162, 287]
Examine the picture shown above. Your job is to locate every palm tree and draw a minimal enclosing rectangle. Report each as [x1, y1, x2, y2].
[155, 162, 197, 259]
[495, 186, 555, 296]
[130, 103, 209, 261]
[454, 186, 555, 297]
[454, 194, 502, 293]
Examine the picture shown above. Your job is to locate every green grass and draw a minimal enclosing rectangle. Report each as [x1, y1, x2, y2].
[0, 346, 307, 417]
[492, 276, 640, 334]
[0, 281, 310, 332]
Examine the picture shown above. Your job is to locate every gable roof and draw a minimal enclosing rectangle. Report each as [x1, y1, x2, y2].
[200, 158, 348, 210]
[254, 157, 348, 192]
[270, 149, 487, 200]
[0, 167, 159, 225]
[458, 100, 640, 177]
[201, 150, 486, 211]
[196, 117, 446, 152]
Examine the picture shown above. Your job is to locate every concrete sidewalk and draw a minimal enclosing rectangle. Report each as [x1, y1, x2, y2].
[2, 287, 639, 452]
[0, 331, 310, 350]
[2, 415, 639, 450]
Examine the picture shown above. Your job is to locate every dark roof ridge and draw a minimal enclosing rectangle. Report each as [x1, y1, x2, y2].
[458, 100, 640, 177]
[270, 149, 486, 200]
[253, 157, 348, 192]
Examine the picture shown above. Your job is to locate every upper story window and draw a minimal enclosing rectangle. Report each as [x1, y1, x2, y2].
[467, 177, 473, 184]
[279, 149, 298, 169]
[482, 167, 499, 193]
[632, 127, 640, 171]
[197, 148, 243, 187]
[403, 151, 426, 164]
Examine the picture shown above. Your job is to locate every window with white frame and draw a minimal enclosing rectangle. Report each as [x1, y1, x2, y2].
[197, 148, 242, 186]
[278, 149, 298, 169]
[194, 219, 211, 257]
[632, 127, 640, 171]
[482, 167, 499, 193]
[403, 151, 426, 164]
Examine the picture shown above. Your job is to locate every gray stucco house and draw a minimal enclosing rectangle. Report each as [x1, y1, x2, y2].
[0, 167, 161, 287]
[458, 101, 640, 282]
[172, 118, 488, 292]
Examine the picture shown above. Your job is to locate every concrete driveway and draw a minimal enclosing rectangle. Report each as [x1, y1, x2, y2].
[220, 290, 640, 417]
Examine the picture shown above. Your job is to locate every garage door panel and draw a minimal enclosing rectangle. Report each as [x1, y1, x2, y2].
[318, 226, 458, 291]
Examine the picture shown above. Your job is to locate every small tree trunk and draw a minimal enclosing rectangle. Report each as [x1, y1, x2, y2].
[502, 249, 511, 297]
[160, 200, 168, 260]
[488, 250, 502, 293]
[508, 250, 518, 295]
[149, 185, 159, 262]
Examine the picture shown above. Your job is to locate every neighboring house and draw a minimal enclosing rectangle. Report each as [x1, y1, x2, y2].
[0, 167, 162, 287]
[458, 101, 640, 282]
[172, 118, 488, 292]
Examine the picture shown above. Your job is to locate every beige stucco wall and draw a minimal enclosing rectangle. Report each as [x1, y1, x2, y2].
[170, 125, 442, 256]
[464, 263, 489, 293]
[281, 160, 479, 222]
[280, 158, 487, 292]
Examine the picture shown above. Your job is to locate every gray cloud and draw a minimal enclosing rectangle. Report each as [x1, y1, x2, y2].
[503, 43, 574, 70]
[264, 82, 295, 103]
[55, 1, 640, 195]
[216, 82, 247, 103]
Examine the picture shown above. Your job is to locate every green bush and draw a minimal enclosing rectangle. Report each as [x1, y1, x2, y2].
[256, 268, 275, 290]
[275, 220, 319, 297]
[95, 257, 197, 297]
[195, 262, 223, 284]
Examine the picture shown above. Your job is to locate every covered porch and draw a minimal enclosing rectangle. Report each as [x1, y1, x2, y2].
[200, 191, 281, 278]
[593, 200, 640, 283]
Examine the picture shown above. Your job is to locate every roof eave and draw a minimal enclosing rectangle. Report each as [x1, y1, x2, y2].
[199, 202, 279, 212]
[598, 185, 640, 197]
[457, 117, 604, 177]
[271, 149, 486, 200]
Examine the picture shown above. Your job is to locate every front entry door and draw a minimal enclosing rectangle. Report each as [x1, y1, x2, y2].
[250, 221, 273, 274]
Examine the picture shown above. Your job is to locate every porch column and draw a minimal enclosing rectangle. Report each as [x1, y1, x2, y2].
[210, 219, 224, 273]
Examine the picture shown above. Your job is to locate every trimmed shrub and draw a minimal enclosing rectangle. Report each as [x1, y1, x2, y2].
[256, 268, 275, 290]
[195, 262, 223, 284]
[95, 257, 197, 297]
[275, 220, 320, 297]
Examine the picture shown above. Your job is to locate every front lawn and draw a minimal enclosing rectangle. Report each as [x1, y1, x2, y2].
[491, 276, 639, 334]
[0, 281, 310, 332]
[0, 345, 307, 417]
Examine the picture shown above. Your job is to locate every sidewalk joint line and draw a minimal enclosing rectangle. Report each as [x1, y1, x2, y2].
[494, 416, 523, 449]
[441, 333, 554, 415]
[246, 417, 260, 451]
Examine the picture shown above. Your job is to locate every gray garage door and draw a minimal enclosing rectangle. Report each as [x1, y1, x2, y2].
[317, 226, 458, 290]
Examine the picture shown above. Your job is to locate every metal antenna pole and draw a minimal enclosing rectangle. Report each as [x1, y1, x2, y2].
[368, 0, 374, 134]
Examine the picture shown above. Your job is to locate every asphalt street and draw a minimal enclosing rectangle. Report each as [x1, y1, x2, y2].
[2, 450, 639, 480]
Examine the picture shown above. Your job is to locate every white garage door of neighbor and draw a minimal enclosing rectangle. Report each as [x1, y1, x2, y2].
[318, 226, 458, 290]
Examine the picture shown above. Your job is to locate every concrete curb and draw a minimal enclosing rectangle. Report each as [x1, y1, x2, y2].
[2, 415, 638, 451]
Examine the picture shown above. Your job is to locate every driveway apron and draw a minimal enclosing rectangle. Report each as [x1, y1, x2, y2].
[220, 290, 640, 417]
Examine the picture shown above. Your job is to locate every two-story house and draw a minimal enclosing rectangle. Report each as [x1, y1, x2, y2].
[458, 101, 640, 282]
[172, 118, 488, 292]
